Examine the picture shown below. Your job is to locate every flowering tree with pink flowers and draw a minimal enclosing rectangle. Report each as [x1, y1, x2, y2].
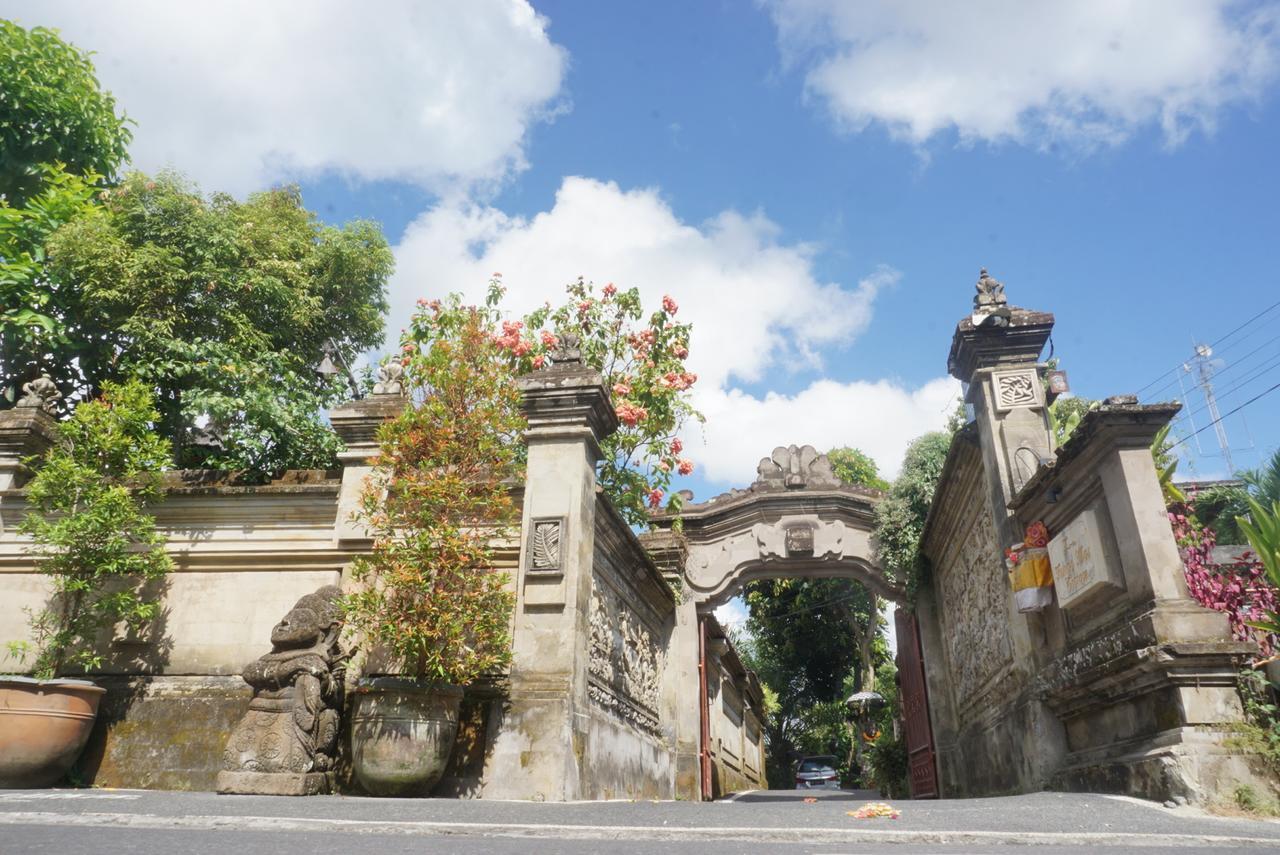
[486, 276, 702, 527]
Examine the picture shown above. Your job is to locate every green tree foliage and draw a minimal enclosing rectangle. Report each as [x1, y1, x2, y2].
[0, 21, 131, 205]
[37, 172, 393, 475]
[1049, 395, 1094, 446]
[827, 446, 889, 491]
[344, 288, 519, 683]
[742, 577, 885, 786]
[872, 432, 952, 598]
[1, 164, 101, 403]
[11, 379, 172, 679]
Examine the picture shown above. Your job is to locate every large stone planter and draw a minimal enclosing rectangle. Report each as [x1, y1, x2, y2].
[0, 676, 105, 787]
[351, 678, 463, 796]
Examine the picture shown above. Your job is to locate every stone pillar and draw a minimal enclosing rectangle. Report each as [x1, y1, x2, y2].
[0, 404, 57, 495]
[484, 339, 618, 801]
[327, 390, 406, 544]
[945, 270, 1069, 787]
[640, 529, 702, 800]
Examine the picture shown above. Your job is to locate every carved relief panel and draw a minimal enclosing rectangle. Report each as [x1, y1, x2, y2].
[991, 369, 1043, 412]
[526, 517, 564, 572]
[938, 501, 1013, 712]
[588, 580, 664, 734]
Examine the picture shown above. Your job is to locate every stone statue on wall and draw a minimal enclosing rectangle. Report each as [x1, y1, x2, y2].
[372, 361, 405, 395]
[974, 268, 1006, 309]
[971, 267, 1013, 327]
[217, 585, 348, 795]
[16, 374, 60, 414]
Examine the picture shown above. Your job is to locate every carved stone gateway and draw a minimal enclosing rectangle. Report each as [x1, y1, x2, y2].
[217, 585, 347, 795]
[652, 445, 903, 607]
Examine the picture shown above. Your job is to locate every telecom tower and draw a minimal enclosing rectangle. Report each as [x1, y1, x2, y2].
[1179, 343, 1233, 473]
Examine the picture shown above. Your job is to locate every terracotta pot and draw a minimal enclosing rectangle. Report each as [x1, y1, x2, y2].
[0, 676, 105, 787]
[350, 678, 463, 796]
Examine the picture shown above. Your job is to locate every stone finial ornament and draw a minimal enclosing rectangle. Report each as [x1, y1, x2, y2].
[372, 360, 405, 396]
[974, 268, 1007, 310]
[753, 444, 842, 491]
[217, 585, 348, 795]
[16, 374, 60, 414]
[549, 332, 583, 366]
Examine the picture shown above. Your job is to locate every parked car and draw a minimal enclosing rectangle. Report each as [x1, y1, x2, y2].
[794, 755, 841, 790]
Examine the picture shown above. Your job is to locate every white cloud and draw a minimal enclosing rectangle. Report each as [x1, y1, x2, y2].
[691, 377, 959, 485]
[392, 175, 957, 485]
[766, 0, 1280, 149]
[3, 0, 567, 195]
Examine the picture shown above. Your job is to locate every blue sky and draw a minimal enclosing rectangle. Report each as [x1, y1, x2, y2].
[9, 0, 1280, 496]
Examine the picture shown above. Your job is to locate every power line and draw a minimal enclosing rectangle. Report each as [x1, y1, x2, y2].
[1170, 349, 1280, 429]
[1143, 326, 1280, 405]
[1168, 379, 1280, 456]
[1136, 298, 1280, 397]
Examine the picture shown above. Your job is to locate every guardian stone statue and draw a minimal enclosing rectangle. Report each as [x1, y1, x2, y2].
[217, 585, 347, 795]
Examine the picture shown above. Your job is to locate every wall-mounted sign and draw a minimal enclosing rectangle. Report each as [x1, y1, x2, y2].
[1048, 504, 1123, 609]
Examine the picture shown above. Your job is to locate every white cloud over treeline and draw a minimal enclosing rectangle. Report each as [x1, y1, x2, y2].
[2, 0, 568, 195]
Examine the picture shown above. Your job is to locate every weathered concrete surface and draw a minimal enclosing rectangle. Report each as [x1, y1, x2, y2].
[79, 676, 251, 791]
[6, 788, 1280, 851]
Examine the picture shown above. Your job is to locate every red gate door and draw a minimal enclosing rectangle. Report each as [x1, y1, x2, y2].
[895, 607, 939, 799]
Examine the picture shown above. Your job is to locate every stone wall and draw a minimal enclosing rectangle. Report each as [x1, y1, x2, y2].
[919, 293, 1276, 804]
[702, 615, 767, 796]
[0, 470, 357, 790]
[579, 494, 679, 799]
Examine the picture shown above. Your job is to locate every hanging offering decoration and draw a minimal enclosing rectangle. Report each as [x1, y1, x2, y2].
[1006, 520, 1054, 613]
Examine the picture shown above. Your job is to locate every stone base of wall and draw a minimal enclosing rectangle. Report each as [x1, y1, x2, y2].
[1050, 728, 1280, 804]
[80, 676, 251, 791]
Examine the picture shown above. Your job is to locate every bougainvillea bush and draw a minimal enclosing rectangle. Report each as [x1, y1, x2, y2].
[343, 284, 520, 683]
[1173, 505, 1278, 659]
[493, 276, 703, 528]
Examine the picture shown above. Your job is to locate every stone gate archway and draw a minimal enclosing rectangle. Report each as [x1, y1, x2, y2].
[648, 444, 906, 801]
[652, 444, 905, 609]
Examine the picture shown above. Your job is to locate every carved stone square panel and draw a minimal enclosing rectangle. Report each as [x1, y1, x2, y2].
[991, 369, 1043, 412]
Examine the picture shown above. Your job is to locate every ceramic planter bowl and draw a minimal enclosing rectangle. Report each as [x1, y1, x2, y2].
[350, 678, 463, 796]
[0, 676, 105, 787]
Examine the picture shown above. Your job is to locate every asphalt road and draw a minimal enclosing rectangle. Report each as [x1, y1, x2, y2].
[3, 787, 1279, 852]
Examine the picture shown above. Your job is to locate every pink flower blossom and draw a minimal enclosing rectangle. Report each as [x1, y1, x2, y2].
[512, 340, 532, 357]
[578, 300, 593, 313]
[540, 330, 559, 348]
[677, 459, 694, 476]
[603, 282, 617, 297]
[402, 344, 415, 353]
[532, 355, 546, 369]
[616, 402, 648, 427]
[657, 461, 670, 472]
[672, 344, 689, 359]
[647, 488, 664, 509]
[662, 295, 678, 315]
[612, 382, 632, 397]
[670, 438, 683, 454]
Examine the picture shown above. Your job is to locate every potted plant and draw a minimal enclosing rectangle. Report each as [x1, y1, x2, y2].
[2, 379, 172, 787]
[343, 289, 519, 797]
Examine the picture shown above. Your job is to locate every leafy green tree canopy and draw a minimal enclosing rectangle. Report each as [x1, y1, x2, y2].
[35, 172, 393, 475]
[872, 431, 952, 596]
[0, 21, 131, 204]
[827, 446, 889, 491]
